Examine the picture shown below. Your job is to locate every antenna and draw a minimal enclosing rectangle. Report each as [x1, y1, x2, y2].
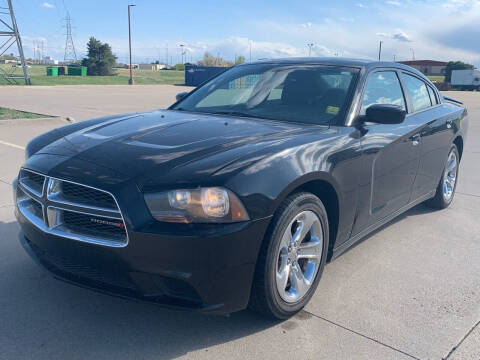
[63, 11, 77, 63]
[0, 0, 30, 84]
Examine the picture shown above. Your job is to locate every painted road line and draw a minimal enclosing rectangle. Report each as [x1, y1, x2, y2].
[0, 140, 25, 150]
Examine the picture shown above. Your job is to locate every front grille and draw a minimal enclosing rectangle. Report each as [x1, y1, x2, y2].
[61, 182, 117, 210]
[30, 199, 43, 219]
[62, 211, 126, 240]
[19, 169, 45, 197]
[16, 169, 128, 247]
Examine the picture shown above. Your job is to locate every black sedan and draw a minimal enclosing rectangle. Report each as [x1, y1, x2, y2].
[14, 58, 468, 319]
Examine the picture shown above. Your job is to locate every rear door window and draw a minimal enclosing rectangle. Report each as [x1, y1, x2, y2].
[361, 71, 406, 114]
[402, 73, 432, 112]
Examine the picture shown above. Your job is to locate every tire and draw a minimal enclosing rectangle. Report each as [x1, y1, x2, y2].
[249, 192, 329, 319]
[425, 144, 460, 209]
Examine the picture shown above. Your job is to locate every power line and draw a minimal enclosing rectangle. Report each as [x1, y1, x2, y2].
[0, 0, 30, 85]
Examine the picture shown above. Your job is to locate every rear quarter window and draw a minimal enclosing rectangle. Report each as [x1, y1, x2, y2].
[427, 85, 438, 105]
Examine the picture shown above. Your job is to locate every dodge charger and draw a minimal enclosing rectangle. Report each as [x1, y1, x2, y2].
[14, 58, 468, 319]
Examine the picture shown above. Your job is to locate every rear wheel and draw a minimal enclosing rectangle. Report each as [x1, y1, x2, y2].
[249, 192, 329, 319]
[425, 144, 459, 209]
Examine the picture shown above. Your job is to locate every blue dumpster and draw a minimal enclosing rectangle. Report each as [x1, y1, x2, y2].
[185, 65, 228, 86]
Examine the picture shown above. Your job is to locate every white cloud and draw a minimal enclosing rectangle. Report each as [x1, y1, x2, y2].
[378, 30, 412, 42]
[22, 0, 480, 68]
[386, 0, 401, 5]
[42, 2, 55, 8]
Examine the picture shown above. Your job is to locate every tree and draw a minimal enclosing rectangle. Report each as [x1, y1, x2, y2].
[81, 37, 117, 76]
[0, 53, 17, 60]
[445, 61, 474, 83]
[172, 63, 185, 71]
[197, 52, 233, 67]
[235, 55, 245, 65]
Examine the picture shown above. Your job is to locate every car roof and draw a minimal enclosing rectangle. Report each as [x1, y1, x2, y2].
[242, 57, 426, 76]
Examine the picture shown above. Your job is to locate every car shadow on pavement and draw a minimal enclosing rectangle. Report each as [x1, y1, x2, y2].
[335, 202, 439, 259]
[0, 218, 279, 360]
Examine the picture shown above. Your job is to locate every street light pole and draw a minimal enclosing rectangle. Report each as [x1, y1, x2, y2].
[179, 44, 185, 64]
[307, 43, 314, 57]
[128, 4, 136, 85]
[378, 41, 383, 61]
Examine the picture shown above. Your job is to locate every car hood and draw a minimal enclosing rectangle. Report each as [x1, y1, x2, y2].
[36, 110, 322, 187]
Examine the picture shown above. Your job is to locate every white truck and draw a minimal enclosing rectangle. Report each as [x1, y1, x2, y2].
[451, 69, 480, 90]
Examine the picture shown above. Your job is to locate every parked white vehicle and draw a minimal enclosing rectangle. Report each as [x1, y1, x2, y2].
[451, 69, 480, 90]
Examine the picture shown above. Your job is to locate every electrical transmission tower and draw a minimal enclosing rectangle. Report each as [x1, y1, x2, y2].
[0, 0, 30, 85]
[63, 11, 77, 63]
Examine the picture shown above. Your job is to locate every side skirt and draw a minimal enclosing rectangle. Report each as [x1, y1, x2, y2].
[330, 190, 436, 260]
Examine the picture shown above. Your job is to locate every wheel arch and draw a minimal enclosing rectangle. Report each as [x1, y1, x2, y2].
[453, 135, 464, 161]
[269, 172, 341, 260]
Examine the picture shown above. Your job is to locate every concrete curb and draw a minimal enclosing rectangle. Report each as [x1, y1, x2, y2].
[0, 116, 73, 125]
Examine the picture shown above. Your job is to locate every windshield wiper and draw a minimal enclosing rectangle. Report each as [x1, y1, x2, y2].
[211, 111, 253, 118]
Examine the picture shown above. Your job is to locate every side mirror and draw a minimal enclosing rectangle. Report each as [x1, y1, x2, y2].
[176, 91, 189, 102]
[365, 104, 406, 124]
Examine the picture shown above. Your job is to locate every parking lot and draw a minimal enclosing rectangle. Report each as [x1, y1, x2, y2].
[0, 86, 478, 360]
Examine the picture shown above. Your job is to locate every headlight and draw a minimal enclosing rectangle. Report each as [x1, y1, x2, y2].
[144, 187, 249, 223]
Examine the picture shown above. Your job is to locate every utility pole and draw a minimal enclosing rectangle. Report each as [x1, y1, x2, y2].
[378, 41, 383, 61]
[393, 54, 396, 62]
[307, 43, 314, 57]
[63, 11, 77, 63]
[410, 48, 415, 60]
[0, 0, 30, 84]
[128, 4, 135, 85]
[249, 41, 252, 62]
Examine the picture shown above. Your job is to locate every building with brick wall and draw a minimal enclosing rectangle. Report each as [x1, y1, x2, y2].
[399, 60, 447, 76]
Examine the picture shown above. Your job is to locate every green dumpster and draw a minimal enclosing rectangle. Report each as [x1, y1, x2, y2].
[68, 66, 87, 76]
[46, 67, 59, 77]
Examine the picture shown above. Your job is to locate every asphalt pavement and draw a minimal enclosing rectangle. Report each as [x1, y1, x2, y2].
[0, 87, 478, 360]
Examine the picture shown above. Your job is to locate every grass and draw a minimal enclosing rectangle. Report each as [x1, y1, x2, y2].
[427, 75, 445, 83]
[0, 106, 49, 120]
[0, 65, 185, 86]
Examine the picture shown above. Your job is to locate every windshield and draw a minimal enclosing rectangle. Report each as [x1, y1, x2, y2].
[172, 64, 359, 125]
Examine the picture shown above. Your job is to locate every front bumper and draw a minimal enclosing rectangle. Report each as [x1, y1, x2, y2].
[15, 180, 271, 314]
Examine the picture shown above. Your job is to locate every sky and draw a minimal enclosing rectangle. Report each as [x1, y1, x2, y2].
[8, 0, 480, 67]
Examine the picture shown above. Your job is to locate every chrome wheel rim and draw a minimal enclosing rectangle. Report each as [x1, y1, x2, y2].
[275, 210, 323, 303]
[443, 150, 458, 202]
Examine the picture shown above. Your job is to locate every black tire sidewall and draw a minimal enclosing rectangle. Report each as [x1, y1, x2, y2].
[264, 193, 329, 318]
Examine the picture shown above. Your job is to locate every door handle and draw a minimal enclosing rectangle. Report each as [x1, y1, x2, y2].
[410, 133, 420, 146]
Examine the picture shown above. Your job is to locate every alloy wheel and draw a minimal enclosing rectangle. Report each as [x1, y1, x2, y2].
[275, 210, 323, 303]
[443, 150, 458, 202]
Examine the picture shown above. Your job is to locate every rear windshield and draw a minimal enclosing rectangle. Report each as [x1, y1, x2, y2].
[172, 64, 359, 125]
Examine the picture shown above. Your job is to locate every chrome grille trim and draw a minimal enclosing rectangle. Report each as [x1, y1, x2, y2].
[16, 168, 129, 248]
[47, 178, 121, 214]
[16, 191, 45, 230]
[19, 168, 46, 197]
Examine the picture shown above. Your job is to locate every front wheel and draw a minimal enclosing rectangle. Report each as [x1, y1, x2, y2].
[249, 192, 329, 319]
[425, 144, 459, 209]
